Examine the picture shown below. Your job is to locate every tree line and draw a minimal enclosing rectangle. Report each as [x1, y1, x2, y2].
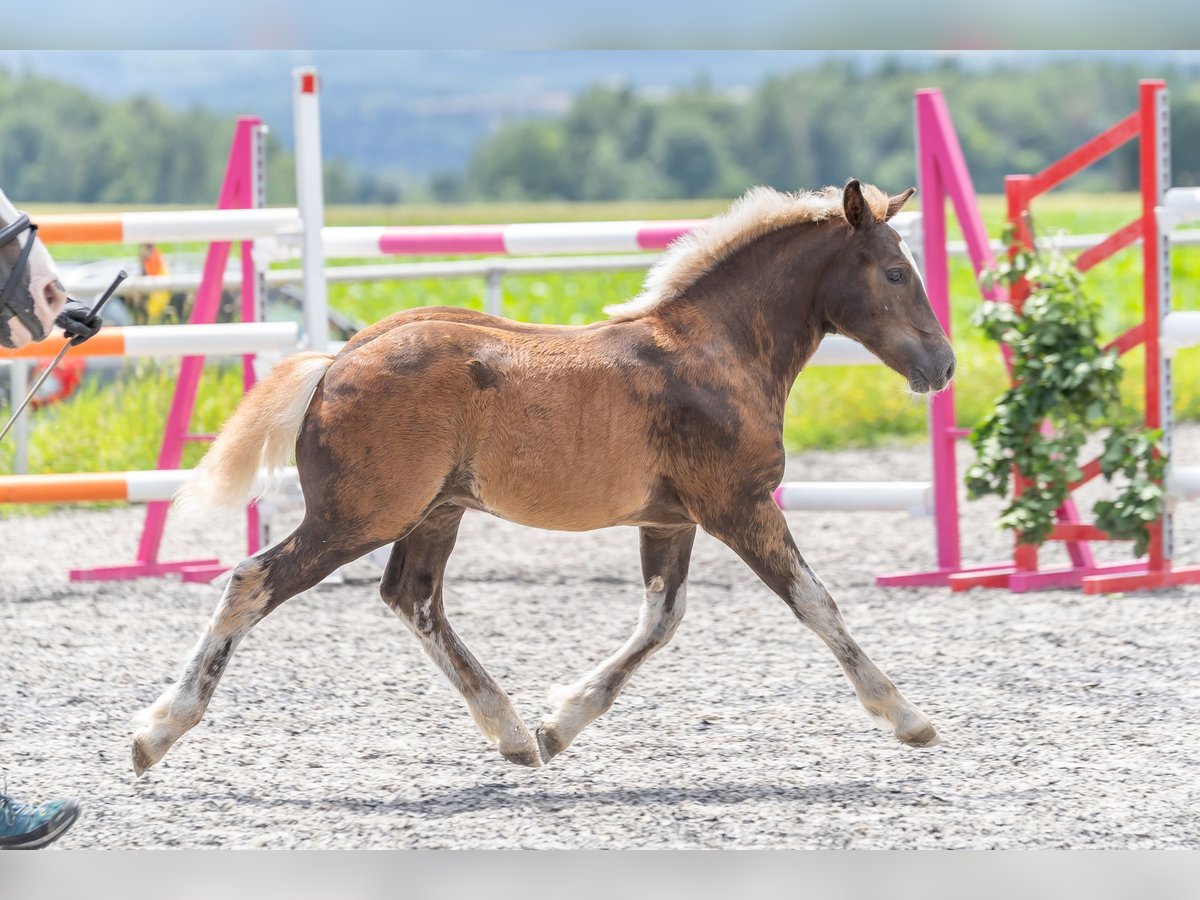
[454, 59, 1200, 202]
[0, 67, 387, 205]
[3, 59, 1199, 207]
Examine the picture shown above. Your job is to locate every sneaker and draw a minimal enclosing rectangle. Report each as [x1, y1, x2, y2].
[0, 794, 81, 850]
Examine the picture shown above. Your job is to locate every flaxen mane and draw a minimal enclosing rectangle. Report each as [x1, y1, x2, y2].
[605, 183, 891, 320]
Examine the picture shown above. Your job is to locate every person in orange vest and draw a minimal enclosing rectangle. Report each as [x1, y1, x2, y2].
[138, 243, 174, 322]
[139, 244, 165, 276]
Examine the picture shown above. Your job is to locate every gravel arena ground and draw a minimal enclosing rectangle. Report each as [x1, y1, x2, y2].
[3, 429, 1200, 849]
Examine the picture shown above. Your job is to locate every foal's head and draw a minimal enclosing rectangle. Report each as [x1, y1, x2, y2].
[819, 180, 956, 394]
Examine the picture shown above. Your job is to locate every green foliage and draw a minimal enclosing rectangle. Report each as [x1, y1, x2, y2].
[465, 120, 571, 201]
[464, 60, 1200, 202]
[966, 229, 1165, 555]
[1174, 79, 1200, 187]
[1092, 430, 1168, 548]
[5, 58, 1200, 206]
[0, 68, 373, 205]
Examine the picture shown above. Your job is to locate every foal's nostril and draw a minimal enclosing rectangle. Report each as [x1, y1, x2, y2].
[944, 360, 956, 383]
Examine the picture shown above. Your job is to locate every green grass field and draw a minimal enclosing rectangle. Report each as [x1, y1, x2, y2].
[4, 194, 1199, 487]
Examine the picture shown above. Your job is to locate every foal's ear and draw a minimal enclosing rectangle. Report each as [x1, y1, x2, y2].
[886, 187, 917, 222]
[843, 179, 873, 231]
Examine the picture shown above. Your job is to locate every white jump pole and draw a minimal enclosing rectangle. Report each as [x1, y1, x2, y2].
[774, 481, 933, 516]
[293, 67, 330, 352]
[1167, 466, 1200, 502]
[9, 359, 29, 474]
[1161, 311, 1200, 356]
[1159, 186, 1200, 232]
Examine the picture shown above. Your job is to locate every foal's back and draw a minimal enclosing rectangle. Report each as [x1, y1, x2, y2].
[310, 307, 667, 531]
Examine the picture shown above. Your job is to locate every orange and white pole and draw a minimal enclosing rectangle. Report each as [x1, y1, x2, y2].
[0, 467, 299, 505]
[0, 322, 299, 360]
[35, 207, 299, 245]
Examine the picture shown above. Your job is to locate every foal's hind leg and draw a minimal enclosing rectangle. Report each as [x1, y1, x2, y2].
[131, 521, 377, 775]
[706, 498, 939, 748]
[536, 525, 695, 763]
[380, 505, 541, 768]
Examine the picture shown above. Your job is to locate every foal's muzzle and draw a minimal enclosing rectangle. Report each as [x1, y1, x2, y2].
[907, 343, 957, 394]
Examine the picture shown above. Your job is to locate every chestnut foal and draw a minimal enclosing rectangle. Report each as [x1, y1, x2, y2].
[132, 181, 954, 775]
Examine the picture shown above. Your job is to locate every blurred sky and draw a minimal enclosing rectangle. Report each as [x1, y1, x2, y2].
[5, 51, 1199, 104]
[2, 51, 1195, 120]
[5, 3, 1200, 50]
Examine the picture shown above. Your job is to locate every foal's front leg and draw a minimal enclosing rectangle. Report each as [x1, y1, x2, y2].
[381, 505, 542, 768]
[132, 523, 372, 775]
[706, 498, 939, 747]
[537, 525, 695, 763]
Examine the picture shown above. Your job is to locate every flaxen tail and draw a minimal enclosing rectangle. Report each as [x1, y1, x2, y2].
[174, 351, 335, 513]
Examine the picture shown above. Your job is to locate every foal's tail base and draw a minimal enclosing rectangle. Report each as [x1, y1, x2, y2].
[175, 351, 334, 513]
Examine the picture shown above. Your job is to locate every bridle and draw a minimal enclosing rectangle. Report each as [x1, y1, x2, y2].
[0, 215, 126, 443]
[0, 211, 47, 343]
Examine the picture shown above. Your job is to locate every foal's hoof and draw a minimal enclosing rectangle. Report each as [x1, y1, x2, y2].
[131, 735, 161, 777]
[131, 724, 180, 776]
[535, 725, 567, 763]
[496, 727, 543, 768]
[500, 745, 543, 768]
[897, 721, 941, 748]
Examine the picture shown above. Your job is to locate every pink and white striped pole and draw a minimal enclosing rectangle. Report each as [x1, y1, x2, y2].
[315, 220, 704, 259]
[72, 118, 263, 584]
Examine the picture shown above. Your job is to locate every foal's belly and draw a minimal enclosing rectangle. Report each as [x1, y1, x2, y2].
[475, 476, 653, 532]
[469, 376, 657, 531]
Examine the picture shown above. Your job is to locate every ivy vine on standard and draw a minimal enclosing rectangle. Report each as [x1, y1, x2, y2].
[965, 226, 1166, 556]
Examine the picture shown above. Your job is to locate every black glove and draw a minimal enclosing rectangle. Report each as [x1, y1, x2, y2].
[55, 299, 103, 346]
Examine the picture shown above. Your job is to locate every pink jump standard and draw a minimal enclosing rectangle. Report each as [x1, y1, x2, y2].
[879, 81, 1200, 595]
[71, 117, 269, 583]
[875, 88, 1005, 588]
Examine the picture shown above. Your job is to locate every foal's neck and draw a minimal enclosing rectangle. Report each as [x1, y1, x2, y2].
[661, 221, 838, 410]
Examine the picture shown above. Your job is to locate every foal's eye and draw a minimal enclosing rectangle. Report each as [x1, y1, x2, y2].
[886, 268, 905, 283]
